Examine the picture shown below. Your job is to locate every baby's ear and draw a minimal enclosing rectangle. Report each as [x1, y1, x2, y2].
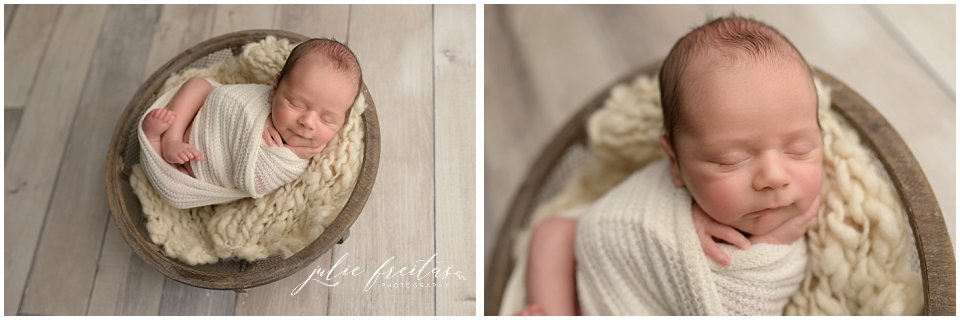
[269, 73, 280, 104]
[660, 134, 685, 188]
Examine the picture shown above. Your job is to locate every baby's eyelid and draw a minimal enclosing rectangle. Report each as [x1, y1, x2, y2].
[711, 155, 748, 165]
[786, 145, 816, 154]
[322, 116, 340, 126]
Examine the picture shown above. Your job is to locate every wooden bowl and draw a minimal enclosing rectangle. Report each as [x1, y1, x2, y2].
[484, 61, 955, 315]
[104, 30, 381, 290]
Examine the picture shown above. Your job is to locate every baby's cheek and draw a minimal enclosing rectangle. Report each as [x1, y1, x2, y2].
[795, 163, 823, 207]
[692, 179, 746, 224]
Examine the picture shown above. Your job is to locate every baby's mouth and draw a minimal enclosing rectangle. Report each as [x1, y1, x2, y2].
[747, 203, 791, 217]
[289, 128, 312, 140]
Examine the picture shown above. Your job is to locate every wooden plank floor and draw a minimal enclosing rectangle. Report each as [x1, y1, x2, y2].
[4, 4, 475, 316]
[484, 4, 956, 264]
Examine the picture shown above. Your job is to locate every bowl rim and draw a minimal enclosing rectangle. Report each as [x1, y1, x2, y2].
[104, 29, 381, 290]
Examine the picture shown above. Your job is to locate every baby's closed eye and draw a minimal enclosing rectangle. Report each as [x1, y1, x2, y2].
[784, 143, 817, 158]
[709, 152, 750, 166]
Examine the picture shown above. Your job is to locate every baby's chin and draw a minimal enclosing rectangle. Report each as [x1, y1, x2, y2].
[733, 208, 798, 237]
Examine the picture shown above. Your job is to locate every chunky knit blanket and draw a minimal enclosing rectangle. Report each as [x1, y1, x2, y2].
[128, 36, 366, 265]
[500, 75, 922, 316]
[575, 159, 806, 316]
[137, 80, 308, 209]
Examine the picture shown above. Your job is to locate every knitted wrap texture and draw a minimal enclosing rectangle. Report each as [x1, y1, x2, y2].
[575, 159, 806, 316]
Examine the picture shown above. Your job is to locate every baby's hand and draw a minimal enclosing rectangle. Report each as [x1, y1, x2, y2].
[692, 201, 750, 266]
[750, 194, 819, 245]
[514, 304, 545, 316]
[262, 115, 284, 146]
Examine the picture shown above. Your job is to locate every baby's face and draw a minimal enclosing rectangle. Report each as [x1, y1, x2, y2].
[667, 59, 822, 237]
[271, 55, 357, 150]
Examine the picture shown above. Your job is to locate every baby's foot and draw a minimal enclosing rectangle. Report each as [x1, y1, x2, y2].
[142, 109, 176, 155]
[161, 140, 202, 164]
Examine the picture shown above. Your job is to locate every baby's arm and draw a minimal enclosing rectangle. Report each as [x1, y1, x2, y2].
[522, 217, 579, 316]
[692, 202, 751, 266]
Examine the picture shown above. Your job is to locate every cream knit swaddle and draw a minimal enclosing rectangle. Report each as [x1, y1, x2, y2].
[575, 159, 807, 316]
[137, 78, 308, 209]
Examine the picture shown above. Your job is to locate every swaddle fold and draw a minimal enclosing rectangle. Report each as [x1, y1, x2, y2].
[137, 79, 308, 209]
[575, 159, 806, 315]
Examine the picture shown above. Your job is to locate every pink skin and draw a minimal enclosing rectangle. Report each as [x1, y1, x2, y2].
[141, 55, 357, 177]
[519, 55, 823, 315]
[521, 217, 580, 316]
[663, 56, 823, 265]
[263, 55, 356, 159]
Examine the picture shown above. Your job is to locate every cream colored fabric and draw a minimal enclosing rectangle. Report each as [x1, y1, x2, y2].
[138, 80, 309, 209]
[129, 36, 366, 265]
[500, 75, 923, 316]
[575, 159, 806, 316]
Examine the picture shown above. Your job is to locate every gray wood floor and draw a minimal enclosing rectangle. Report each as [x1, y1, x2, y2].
[4, 4, 475, 316]
[485, 4, 956, 264]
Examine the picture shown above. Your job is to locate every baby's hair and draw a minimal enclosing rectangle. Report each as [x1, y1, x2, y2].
[277, 38, 363, 101]
[659, 14, 814, 148]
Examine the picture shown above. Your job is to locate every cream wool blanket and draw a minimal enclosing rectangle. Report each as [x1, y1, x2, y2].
[500, 75, 923, 316]
[575, 159, 806, 316]
[129, 36, 366, 265]
[137, 80, 308, 209]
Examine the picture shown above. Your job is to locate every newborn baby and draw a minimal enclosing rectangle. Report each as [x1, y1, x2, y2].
[519, 16, 821, 316]
[138, 38, 362, 209]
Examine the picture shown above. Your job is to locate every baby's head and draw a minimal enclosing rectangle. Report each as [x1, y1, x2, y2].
[658, 16, 822, 237]
[271, 38, 362, 151]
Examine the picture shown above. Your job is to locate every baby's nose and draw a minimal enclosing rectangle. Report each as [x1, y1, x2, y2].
[753, 154, 791, 190]
[300, 113, 319, 130]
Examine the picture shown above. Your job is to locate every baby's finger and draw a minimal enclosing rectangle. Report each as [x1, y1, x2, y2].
[272, 130, 283, 146]
[707, 223, 750, 249]
[700, 233, 731, 266]
[262, 131, 273, 146]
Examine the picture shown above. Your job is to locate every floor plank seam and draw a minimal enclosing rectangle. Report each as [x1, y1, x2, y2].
[29, 5, 114, 315]
[863, 4, 956, 101]
[6, 109, 22, 163]
[431, 4, 438, 314]
[85, 213, 117, 315]
[4, 4, 17, 37]
[18, 5, 63, 114]
[495, 6, 543, 114]
[14, 5, 81, 314]
[345, 5, 353, 44]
